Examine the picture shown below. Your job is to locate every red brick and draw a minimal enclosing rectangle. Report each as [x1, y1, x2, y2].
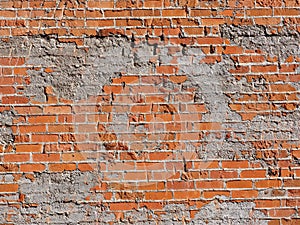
[31, 134, 59, 142]
[15, 144, 42, 153]
[44, 106, 72, 114]
[203, 190, 230, 198]
[104, 10, 131, 17]
[110, 202, 138, 211]
[190, 9, 212, 17]
[174, 190, 201, 199]
[231, 190, 258, 198]
[20, 164, 45, 172]
[49, 163, 76, 172]
[132, 9, 160, 17]
[283, 179, 300, 187]
[33, 153, 60, 162]
[0, 184, 18, 192]
[2, 96, 29, 104]
[255, 17, 282, 25]
[196, 180, 223, 189]
[222, 161, 249, 168]
[4, 154, 30, 162]
[201, 18, 225, 25]
[162, 9, 186, 17]
[227, 180, 252, 189]
[145, 191, 173, 200]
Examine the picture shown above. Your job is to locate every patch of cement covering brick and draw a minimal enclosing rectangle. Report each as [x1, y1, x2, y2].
[23, 36, 154, 101]
[190, 201, 268, 225]
[6, 172, 268, 225]
[220, 25, 300, 62]
[0, 110, 15, 149]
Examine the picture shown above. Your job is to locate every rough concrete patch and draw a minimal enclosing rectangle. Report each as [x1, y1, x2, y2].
[220, 25, 300, 61]
[122, 207, 158, 224]
[181, 52, 246, 159]
[107, 202, 267, 224]
[190, 201, 268, 225]
[160, 204, 191, 224]
[16, 171, 105, 224]
[24, 36, 155, 101]
[0, 110, 16, 149]
[0, 37, 32, 57]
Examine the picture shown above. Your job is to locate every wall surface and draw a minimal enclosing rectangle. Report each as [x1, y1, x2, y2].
[0, 0, 299, 224]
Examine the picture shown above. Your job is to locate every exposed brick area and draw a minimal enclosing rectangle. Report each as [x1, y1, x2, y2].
[0, 0, 299, 224]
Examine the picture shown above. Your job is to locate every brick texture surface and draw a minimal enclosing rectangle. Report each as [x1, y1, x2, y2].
[0, 0, 299, 224]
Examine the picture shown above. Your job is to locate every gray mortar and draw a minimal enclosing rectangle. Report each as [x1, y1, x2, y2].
[18, 36, 154, 101]
[190, 201, 268, 225]
[220, 25, 300, 62]
[0, 110, 16, 149]
[0, 37, 32, 57]
[180, 50, 250, 159]
[4, 170, 270, 224]
[112, 201, 267, 225]
[15, 171, 104, 224]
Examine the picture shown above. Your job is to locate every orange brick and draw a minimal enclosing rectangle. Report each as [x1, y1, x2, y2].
[231, 190, 258, 198]
[240, 170, 266, 178]
[197, 37, 223, 45]
[169, 75, 187, 84]
[62, 153, 87, 161]
[174, 190, 201, 199]
[14, 106, 43, 114]
[190, 9, 212, 17]
[196, 180, 223, 189]
[283, 179, 300, 187]
[20, 164, 45, 172]
[86, 19, 114, 27]
[167, 181, 194, 190]
[48, 124, 74, 132]
[33, 153, 60, 162]
[269, 209, 296, 218]
[104, 10, 131, 17]
[28, 115, 56, 123]
[246, 9, 272, 16]
[281, 218, 300, 225]
[255, 178, 281, 188]
[201, 18, 225, 25]
[222, 161, 249, 168]
[227, 180, 252, 189]
[112, 75, 139, 84]
[0, 184, 18, 193]
[31, 134, 59, 142]
[145, 191, 173, 200]
[132, 9, 160, 17]
[255, 17, 281, 25]
[156, 65, 178, 74]
[44, 106, 72, 114]
[19, 125, 46, 133]
[223, 46, 243, 54]
[2, 96, 29, 104]
[15, 144, 42, 153]
[162, 9, 186, 17]
[131, 104, 151, 113]
[4, 154, 30, 162]
[124, 172, 147, 180]
[255, 199, 281, 208]
[203, 190, 230, 198]
[49, 163, 76, 172]
[274, 8, 300, 16]
[78, 163, 97, 171]
[210, 170, 238, 179]
[110, 202, 138, 211]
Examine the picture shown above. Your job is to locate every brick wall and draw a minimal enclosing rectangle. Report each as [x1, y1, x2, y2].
[0, 0, 299, 224]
